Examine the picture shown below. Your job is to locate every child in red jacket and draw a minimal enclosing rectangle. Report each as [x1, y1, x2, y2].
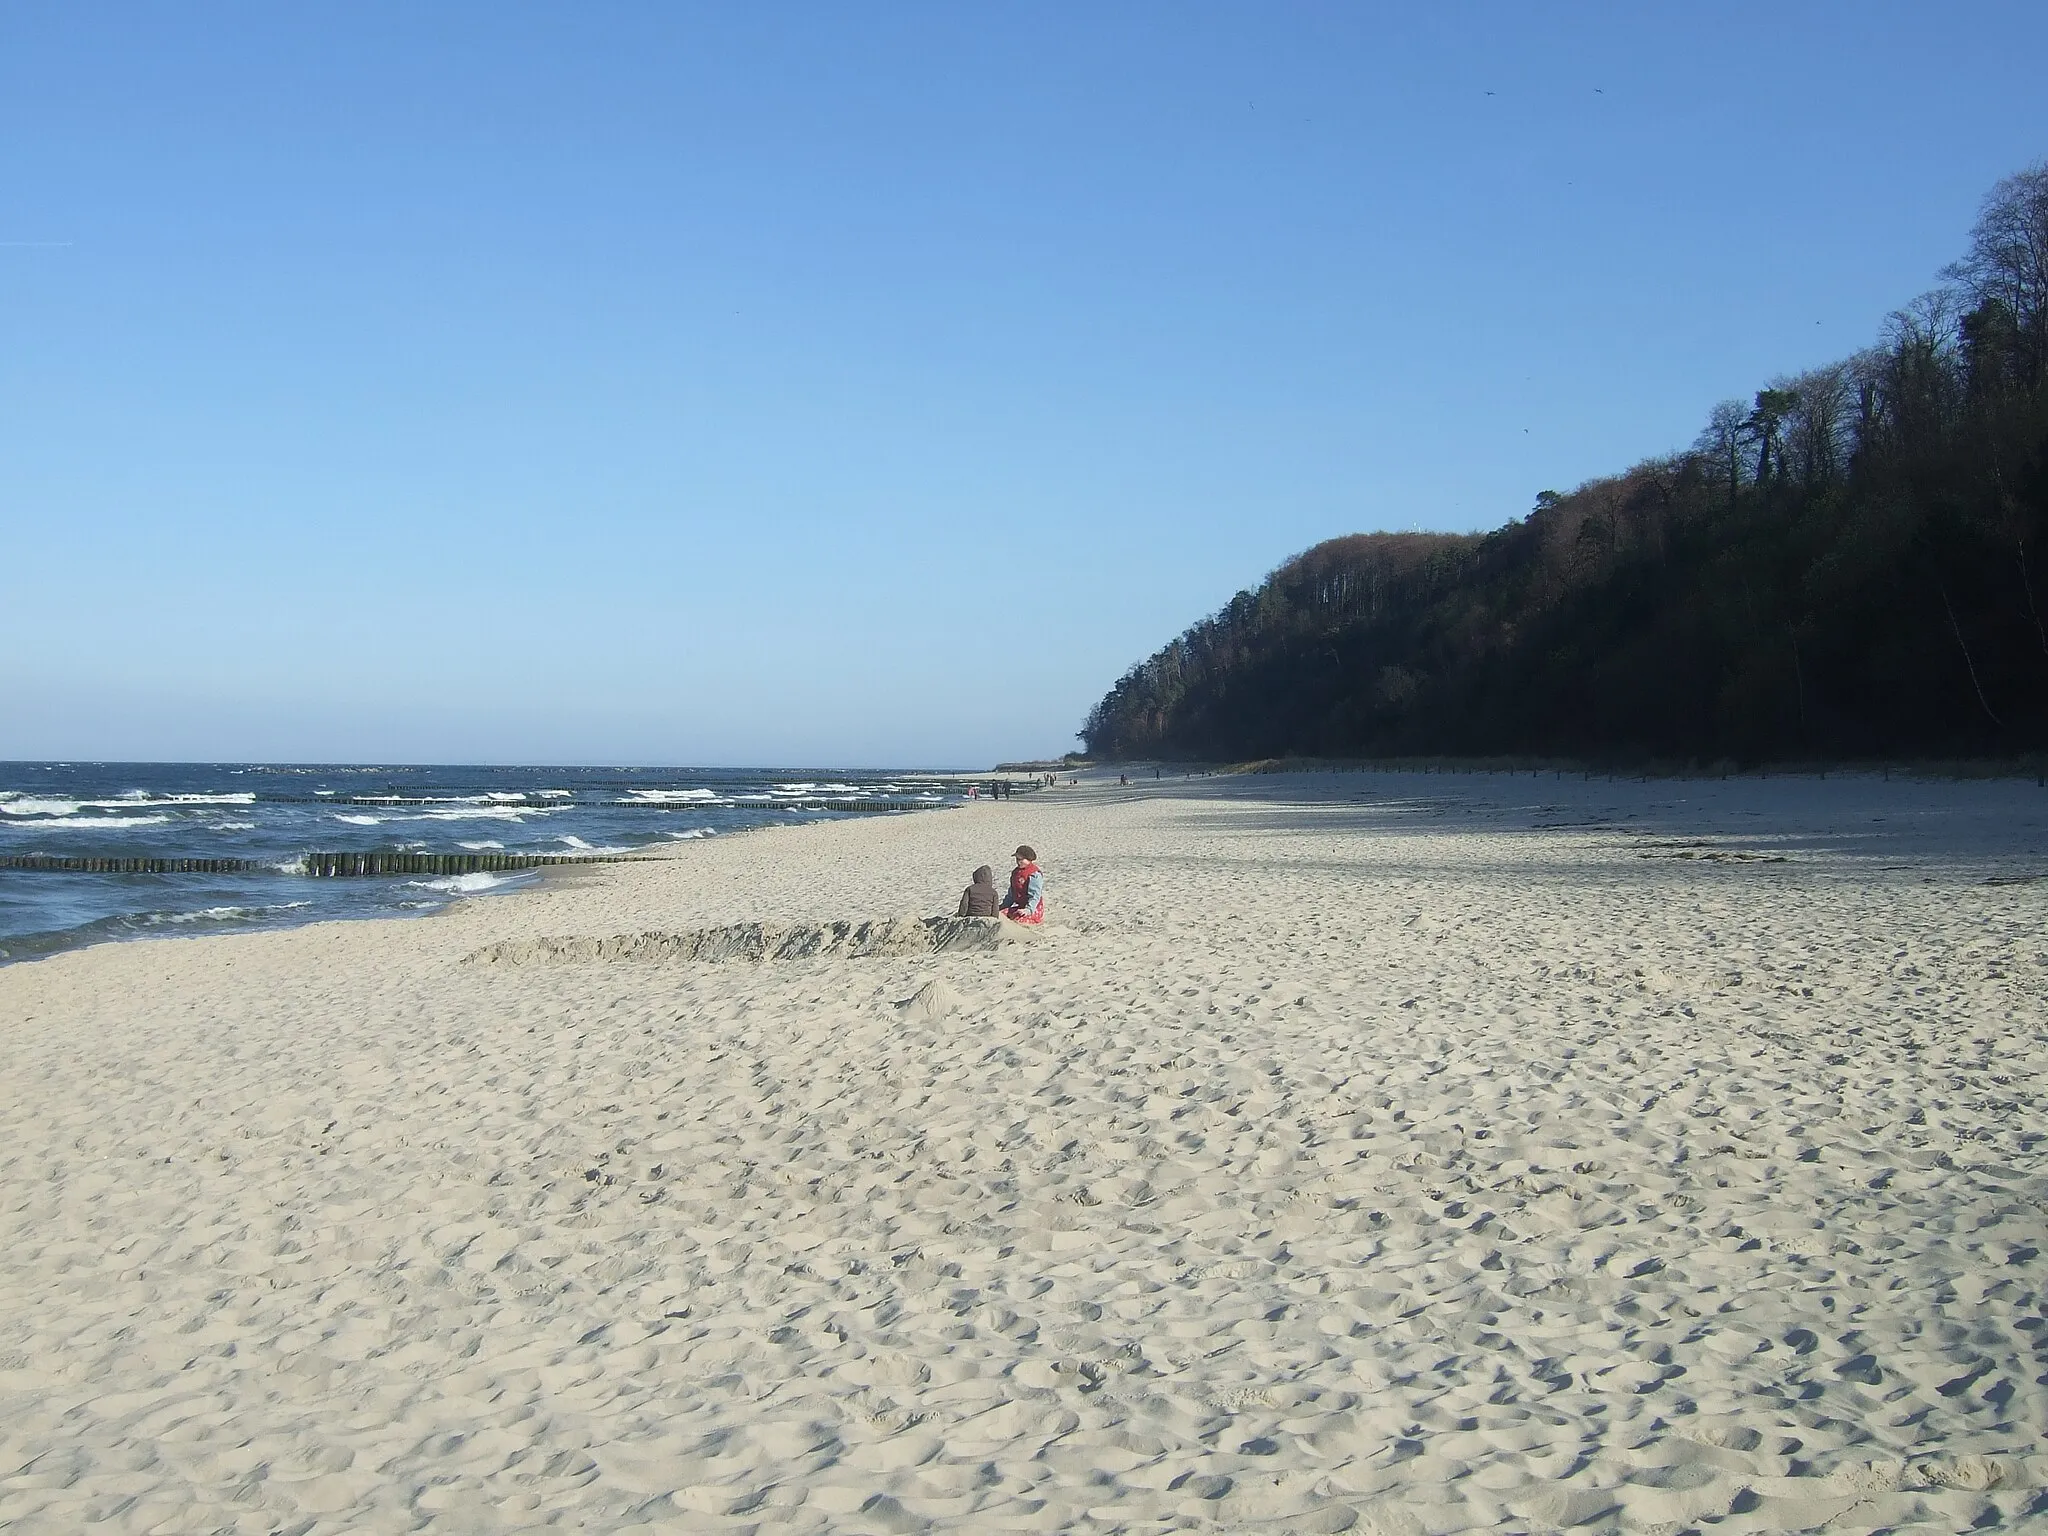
[1002, 845, 1045, 925]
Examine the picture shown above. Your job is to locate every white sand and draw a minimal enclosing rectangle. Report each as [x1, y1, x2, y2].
[2, 770, 2045, 1533]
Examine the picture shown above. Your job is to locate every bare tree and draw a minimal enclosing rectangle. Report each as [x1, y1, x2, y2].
[1875, 290, 1966, 455]
[1695, 400, 1748, 504]
[1943, 162, 2048, 394]
[1785, 365, 1849, 489]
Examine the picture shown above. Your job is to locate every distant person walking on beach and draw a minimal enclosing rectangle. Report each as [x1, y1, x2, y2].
[957, 865, 1001, 917]
[1002, 845, 1045, 925]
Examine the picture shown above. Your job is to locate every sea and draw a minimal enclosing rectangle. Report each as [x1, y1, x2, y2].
[0, 762, 968, 965]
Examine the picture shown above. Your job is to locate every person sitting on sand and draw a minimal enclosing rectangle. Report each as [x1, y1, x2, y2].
[1001, 845, 1045, 925]
[957, 864, 1001, 917]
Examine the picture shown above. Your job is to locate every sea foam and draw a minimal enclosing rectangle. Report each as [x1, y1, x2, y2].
[409, 872, 520, 894]
[1, 814, 173, 830]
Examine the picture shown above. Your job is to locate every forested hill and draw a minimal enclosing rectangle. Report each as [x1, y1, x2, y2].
[1081, 164, 2048, 766]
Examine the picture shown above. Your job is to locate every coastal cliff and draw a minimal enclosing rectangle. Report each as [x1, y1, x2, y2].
[1085, 164, 2048, 765]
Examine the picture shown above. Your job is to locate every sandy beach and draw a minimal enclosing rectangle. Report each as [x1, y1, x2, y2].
[2, 769, 2045, 1534]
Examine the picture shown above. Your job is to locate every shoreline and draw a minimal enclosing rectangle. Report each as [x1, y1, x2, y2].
[10, 760, 2044, 973]
[1112, 756, 2048, 784]
[0, 781, 998, 970]
[3, 771, 2043, 1531]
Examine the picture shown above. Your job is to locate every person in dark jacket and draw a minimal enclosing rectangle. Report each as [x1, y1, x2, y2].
[957, 865, 1002, 917]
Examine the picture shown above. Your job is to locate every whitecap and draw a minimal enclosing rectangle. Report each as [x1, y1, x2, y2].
[409, 872, 517, 894]
[3, 792, 255, 814]
[332, 813, 388, 826]
[458, 840, 506, 851]
[141, 901, 314, 926]
[666, 827, 718, 840]
[207, 820, 257, 831]
[623, 788, 720, 803]
[2, 813, 172, 829]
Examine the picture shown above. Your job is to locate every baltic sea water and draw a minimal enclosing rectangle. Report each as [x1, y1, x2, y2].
[0, 763, 963, 963]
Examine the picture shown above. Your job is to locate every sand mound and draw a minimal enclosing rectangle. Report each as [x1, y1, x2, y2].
[896, 978, 967, 1020]
[462, 914, 1021, 966]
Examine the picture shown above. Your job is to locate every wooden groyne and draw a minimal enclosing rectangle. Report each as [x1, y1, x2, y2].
[297, 850, 628, 877]
[0, 786, 981, 883]
[0, 851, 633, 878]
[0, 855, 269, 875]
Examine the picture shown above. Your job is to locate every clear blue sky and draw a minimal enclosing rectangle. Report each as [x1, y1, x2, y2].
[4, 3, 2043, 766]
